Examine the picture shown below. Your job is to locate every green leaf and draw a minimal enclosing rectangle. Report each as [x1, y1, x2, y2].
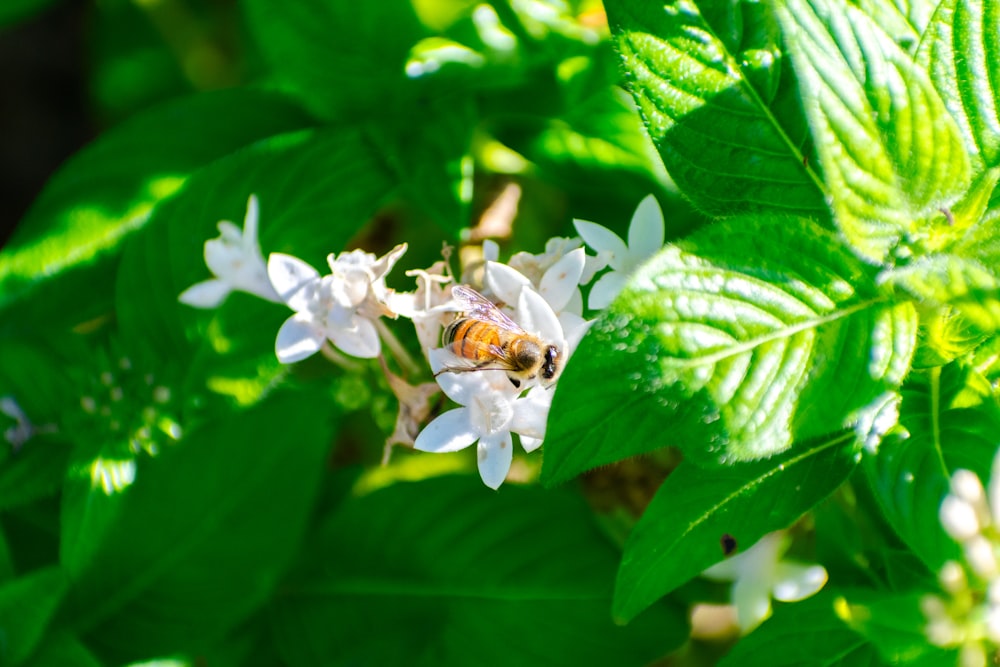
[718, 593, 884, 666]
[918, 0, 1000, 167]
[244, 0, 428, 121]
[883, 255, 1000, 332]
[0, 566, 69, 665]
[20, 633, 103, 667]
[59, 389, 335, 664]
[0, 89, 312, 325]
[369, 98, 475, 233]
[865, 363, 1000, 568]
[270, 476, 687, 667]
[543, 215, 916, 483]
[602, 0, 827, 216]
[774, 0, 971, 263]
[613, 434, 857, 622]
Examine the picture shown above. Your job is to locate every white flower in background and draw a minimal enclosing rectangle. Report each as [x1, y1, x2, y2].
[1, 396, 49, 451]
[267, 244, 407, 363]
[178, 195, 281, 308]
[415, 355, 549, 489]
[702, 531, 828, 633]
[573, 194, 666, 310]
[923, 451, 1000, 664]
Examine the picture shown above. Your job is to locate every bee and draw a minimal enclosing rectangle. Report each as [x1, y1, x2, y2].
[436, 285, 560, 389]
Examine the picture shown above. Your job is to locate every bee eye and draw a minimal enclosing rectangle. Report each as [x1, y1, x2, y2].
[541, 346, 559, 379]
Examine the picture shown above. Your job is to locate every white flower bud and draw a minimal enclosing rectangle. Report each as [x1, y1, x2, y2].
[951, 469, 992, 529]
[959, 642, 986, 667]
[940, 561, 967, 594]
[963, 536, 998, 580]
[941, 495, 981, 540]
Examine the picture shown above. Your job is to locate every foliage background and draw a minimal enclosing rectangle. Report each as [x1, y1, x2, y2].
[2, 0, 1000, 665]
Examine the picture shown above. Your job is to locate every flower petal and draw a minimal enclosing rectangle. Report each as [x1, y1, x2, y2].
[178, 279, 232, 308]
[510, 389, 551, 440]
[627, 194, 665, 260]
[482, 239, 500, 262]
[558, 312, 590, 352]
[477, 431, 513, 489]
[520, 435, 543, 452]
[517, 288, 563, 344]
[771, 563, 828, 602]
[267, 253, 320, 308]
[587, 270, 629, 310]
[275, 312, 325, 363]
[573, 219, 628, 269]
[539, 248, 585, 312]
[327, 313, 381, 359]
[732, 576, 773, 632]
[414, 408, 478, 453]
[242, 194, 260, 248]
[485, 261, 531, 305]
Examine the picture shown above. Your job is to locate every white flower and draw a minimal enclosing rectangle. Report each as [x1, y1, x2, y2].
[417, 286, 570, 487]
[415, 358, 549, 489]
[267, 244, 407, 363]
[573, 194, 666, 309]
[178, 195, 281, 307]
[702, 531, 828, 633]
[2, 397, 36, 451]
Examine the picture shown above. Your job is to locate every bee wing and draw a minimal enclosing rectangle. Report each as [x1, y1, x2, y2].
[451, 285, 525, 333]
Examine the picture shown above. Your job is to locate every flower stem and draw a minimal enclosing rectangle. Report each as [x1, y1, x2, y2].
[320, 343, 365, 372]
[375, 319, 422, 378]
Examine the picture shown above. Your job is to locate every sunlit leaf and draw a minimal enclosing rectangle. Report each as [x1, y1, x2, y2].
[543, 215, 916, 483]
[919, 0, 1000, 167]
[774, 0, 971, 263]
[603, 0, 827, 216]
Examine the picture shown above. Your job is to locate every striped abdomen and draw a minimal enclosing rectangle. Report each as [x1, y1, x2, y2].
[443, 318, 504, 363]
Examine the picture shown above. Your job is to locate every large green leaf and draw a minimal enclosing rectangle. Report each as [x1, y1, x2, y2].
[542, 215, 916, 483]
[602, 0, 827, 216]
[270, 476, 687, 667]
[774, 0, 971, 263]
[368, 97, 475, 234]
[0, 89, 312, 325]
[0, 566, 68, 665]
[58, 389, 335, 665]
[865, 363, 1000, 569]
[919, 0, 1000, 167]
[20, 633, 103, 667]
[244, 0, 428, 121]
[614, 434, 858, 621]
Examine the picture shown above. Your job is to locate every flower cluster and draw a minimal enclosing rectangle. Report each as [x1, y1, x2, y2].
[923, 453, 1000, 667]
[178, 194, 666, 488]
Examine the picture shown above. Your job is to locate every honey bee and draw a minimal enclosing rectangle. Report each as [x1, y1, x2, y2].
[436, 285, 560, 389]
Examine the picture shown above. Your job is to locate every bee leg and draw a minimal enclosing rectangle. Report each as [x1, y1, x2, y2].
[508, 377, 521, 389]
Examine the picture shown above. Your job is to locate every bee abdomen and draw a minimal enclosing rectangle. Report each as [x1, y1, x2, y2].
[444, 319, 501, 361]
